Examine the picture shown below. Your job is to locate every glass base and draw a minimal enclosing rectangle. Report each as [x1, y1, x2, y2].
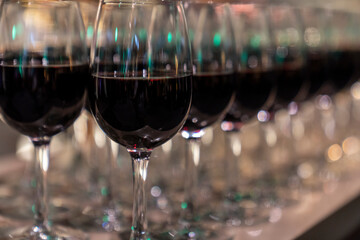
[166, 220, 221, 240]
[6, 225, 87, 240]
[117, 228, 216, 240]
[117, 230, 162, 240]
[68, 204, 130, 233]
[208, 190, 278, 227]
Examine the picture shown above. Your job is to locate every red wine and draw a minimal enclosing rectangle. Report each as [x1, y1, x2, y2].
[182, 72, 235, 132]
[0, 64, 88, 138]
[305, 51, 329, 97]
[275, 62, 307, 106]
[224, 70, 276, 123]
[89, 73, 192, 149]
[328, 50, 360, 92]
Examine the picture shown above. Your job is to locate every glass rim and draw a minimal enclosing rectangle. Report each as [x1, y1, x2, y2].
[102, 0, 183, 4]
[3, 0, 79, 7]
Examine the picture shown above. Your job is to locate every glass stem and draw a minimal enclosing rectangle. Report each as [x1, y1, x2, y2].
[128, 149, 151, 240]
[181, 138, 200, 222]
[87, 117, 100, 197]
[224, 132, 239, 199]
[103, 137, 115, 206]
[31, 137, 51, 231]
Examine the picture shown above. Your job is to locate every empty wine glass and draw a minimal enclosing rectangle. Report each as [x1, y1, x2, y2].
[88, 0, 192, 238]
[0, 0, 88, 239]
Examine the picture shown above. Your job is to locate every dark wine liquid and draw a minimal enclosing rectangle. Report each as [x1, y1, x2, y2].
[328, 50, 360, 92]
[275, 63, 306, 106]
[0, 64, 88, 138]
[305, 51, 329, 97]
[224, 70, 276, 123]
[89, 74, 192, 149]
[182, 72, 235, 132]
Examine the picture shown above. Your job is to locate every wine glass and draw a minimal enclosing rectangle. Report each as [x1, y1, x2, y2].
[260, 4, 309, 205]
[88, 0, 192, 238]
[298, 7, 329, 99]
[325, 10, 360, 95]
[287, 7, 331, 193]
[175, 1, 235, 237]
[270, 5, 307, 109]
[0, 0, 88, 239]
[313, 9, 360, 185]
[219, 3, 277, 225]
[61, 0, 129, 232]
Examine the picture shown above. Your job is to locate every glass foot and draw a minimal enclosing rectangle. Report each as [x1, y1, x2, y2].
[116, 228, 180, 240]
[68, 205, 130, 233]
[6, 225, 87, 240]
[168, 222, 220, 240]
[209, 191, 277, 227]
[117, 230, 155, 240]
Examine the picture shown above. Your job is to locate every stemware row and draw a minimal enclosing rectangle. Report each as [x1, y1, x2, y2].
[0, 0, 359, 239]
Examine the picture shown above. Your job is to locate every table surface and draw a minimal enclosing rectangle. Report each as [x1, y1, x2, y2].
[1, 155, 360, 240]
[88, 166, 360, 240]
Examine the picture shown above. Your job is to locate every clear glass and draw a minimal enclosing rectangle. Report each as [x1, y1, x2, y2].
[218, 3, 277, 225]
[290, 7, 331, 193]
[298, 7, 329, 98]
[89, 0, 192, 238]
[178, 1, 236, 237]
[269, 4, 307, 107]
[267, 4, 308, 205]
[64, 0, 128, 232]
[323, 9, 360, 94]
[0, 0, 88, 239]
[311, 9, 360, 187]
[78, 0, 99, 49]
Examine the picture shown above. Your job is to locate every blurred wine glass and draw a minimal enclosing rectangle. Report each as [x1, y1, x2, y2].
[262, 4, 309, 205]
[0, 0, 88, 238]
[61, 0, 130, 233]
[175, 1, 236, 238]
[314, 9, 360, 186]
[219, 3, 277, 226]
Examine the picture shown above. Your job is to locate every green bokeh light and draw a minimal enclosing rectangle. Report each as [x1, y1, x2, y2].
[250, 35, 261, 48]
[139, 29, 147, 40]
[167, 32, 172, 43]
[101, 187, 108, 196]
[181, 202, 188, 209]
[235, 193, 243, 202]
[18, 58, 23, 77]
[12, 25, 16, 40]
[148, 52, 152, 71]
[213, 33, 221, 47]
[87, 26, 94, 39]
[241, 51, 248, 64]
[197, 50, 202, 64]
[115, 27, 118, 42]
